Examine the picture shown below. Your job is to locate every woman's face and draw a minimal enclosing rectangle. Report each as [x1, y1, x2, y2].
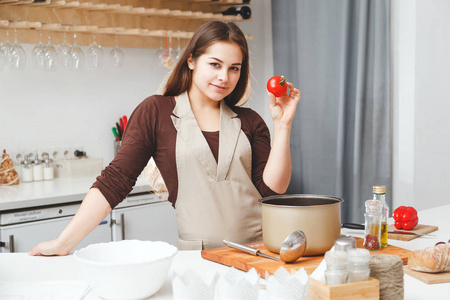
[188, 41, 243, 103]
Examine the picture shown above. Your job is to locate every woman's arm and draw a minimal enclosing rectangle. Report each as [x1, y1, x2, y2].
[28, 188, 112, 256]
[263, 82, 301, 193]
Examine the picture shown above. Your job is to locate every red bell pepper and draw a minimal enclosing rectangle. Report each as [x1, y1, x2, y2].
[393, 206, 419, 230]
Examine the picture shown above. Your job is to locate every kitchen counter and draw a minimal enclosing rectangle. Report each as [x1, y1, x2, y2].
[0, 176, 151, 211]
[1, 204, 449, 299]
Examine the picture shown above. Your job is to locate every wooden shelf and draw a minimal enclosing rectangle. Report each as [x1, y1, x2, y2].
[0, 0, 252, 48]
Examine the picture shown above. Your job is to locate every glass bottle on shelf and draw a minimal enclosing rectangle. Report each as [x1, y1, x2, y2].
[363, 199, 382, 251]
[373, 185, 389, 247]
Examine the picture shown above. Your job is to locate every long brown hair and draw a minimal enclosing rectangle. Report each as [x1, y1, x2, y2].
[163, 21, 249, 107]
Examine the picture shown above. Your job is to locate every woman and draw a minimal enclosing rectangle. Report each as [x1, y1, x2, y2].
[29, 20, 301, 255]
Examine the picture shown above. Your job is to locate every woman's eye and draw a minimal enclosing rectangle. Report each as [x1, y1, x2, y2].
[231, 67, 240, 71]
[210, 62, 220, 67]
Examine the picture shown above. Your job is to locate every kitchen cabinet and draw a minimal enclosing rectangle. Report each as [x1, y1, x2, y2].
[111, 192, 178, 246]
[0, 189, 178, 253]
[0, 0, 253, 49]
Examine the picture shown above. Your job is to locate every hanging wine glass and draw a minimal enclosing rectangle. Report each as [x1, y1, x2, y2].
[110, 34, 124, 67]
[9, 28, 26, 69]
[57, 32, 71, 69]
[44, 31, 58, 70]
[175, 34, 182, 61]
[154, 35, 165, 62]
[69, 32, 84, 70]
[160, 32, 175, 69]
[87, 34, 103, 68]
[1, 30, 13, 67]
[31, 31, 46, 69]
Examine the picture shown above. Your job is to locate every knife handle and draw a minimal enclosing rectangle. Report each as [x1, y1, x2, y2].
[342, 223, 365, 230]
[223, 240, 259, 256]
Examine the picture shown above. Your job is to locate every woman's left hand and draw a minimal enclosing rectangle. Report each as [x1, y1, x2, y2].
[268, 81, 301, 126]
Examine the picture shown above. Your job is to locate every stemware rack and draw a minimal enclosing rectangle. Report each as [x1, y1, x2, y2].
[0, 0, 253, 48]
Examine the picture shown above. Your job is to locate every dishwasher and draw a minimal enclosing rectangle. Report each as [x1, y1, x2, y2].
[0, 202, 110, 253]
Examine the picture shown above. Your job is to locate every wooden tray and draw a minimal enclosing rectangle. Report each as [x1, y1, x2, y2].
[388, 224, 438, 241]
[308, 277, 379, 300]
[201, 237, 412, 278]
[404, 266, 450, 284]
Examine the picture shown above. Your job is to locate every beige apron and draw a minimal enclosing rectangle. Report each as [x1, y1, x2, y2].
[171, 92, 262, 250]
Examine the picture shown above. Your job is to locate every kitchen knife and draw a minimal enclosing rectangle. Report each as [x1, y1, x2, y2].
[112, 127, 120, 141]
[123, 115, 128, 131]
[342, 223, 434, 236]
[116, 122, 122, 140]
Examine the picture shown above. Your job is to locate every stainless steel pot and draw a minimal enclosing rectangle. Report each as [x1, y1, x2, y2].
[258, 194, 343, 256]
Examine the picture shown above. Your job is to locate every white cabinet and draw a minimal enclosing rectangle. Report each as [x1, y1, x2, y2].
[0, 192, 178, 253]
[111, 201, 178, 246]
[0, 215, 111, 253]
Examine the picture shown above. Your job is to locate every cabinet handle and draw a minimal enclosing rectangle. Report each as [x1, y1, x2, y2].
[0, 235, 15, 252]
[121, 213, 125, 240]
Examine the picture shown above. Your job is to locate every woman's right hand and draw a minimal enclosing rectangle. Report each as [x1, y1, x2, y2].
[29, 239, 70, 256]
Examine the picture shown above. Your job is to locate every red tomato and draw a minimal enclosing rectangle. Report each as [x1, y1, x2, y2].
[267, 75, 288, 97]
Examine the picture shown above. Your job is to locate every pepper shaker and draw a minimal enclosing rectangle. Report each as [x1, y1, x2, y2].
[363, 200, 382, 251]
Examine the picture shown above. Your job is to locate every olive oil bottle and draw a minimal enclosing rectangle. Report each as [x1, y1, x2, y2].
[373, 185, 389, 247]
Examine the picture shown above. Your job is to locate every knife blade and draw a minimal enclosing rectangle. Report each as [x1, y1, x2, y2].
[341, 223, 435, 236]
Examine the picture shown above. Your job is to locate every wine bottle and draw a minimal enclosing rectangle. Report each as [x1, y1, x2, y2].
[221, 6, 251, 20]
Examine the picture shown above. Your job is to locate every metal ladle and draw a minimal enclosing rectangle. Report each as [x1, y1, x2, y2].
[223, 230, 307, 263]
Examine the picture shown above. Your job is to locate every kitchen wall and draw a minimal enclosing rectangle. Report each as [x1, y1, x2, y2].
[391, 0, 450, 211]
[1, 0, 274, 168]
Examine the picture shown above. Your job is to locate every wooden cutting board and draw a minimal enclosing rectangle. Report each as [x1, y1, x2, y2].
[387, 224, 438, 241]
[404, 266, 450, 284]
[201, 237, 412, 278]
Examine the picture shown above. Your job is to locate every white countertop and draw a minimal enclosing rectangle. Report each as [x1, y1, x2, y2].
[1, 204, 449, 299]
[0, 176, 151, 211]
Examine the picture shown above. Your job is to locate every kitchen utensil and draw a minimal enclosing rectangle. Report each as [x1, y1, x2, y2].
[223, 240, 281, 262]
[74, 240, 177, 300]
[202, 237, 412, 279]
[342, 223, 436, 236]
[224, 230, 306, 263]
[258, 194, 343, 256]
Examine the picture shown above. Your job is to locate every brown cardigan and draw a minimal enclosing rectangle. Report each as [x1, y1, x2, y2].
[92, 94, 278, 208]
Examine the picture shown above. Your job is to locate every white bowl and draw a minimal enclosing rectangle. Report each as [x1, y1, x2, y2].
[74, 240, 178, 300]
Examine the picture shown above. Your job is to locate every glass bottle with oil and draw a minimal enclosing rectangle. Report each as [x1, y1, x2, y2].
[373, 185, 389, 247]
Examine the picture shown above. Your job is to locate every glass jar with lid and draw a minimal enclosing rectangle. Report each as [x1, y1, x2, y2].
[324, 250, 348, 286]
[347, 248, 371, 283]
[363, 199, 382, 251]
[43, 157, 54, 180]
[21, 159, 33, 182]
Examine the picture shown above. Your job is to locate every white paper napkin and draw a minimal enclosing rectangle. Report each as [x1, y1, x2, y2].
[0, 281, 90, 300]
[172, 268, 217, 300]
[265, 267, 309, 300]
[216, 267, 260, 300]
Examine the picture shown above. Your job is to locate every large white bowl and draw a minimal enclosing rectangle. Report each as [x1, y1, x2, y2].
[74, 240, 178, 300]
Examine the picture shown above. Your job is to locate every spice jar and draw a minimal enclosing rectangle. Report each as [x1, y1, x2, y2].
[43, 157, 54, 180]
[32, 154, 43, 181]
[347, 248, 371, 283]
[324, 250, 348, 286]
[334, 235, 356, 252]
[363, 199, 382, 251]
[21, 159, 33, 182]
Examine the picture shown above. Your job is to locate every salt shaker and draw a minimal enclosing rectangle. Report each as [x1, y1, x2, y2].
[325, 250, 348, 286]
[347, 248, 370, 283]
[334, 235, 356, 252]
[363, 200, 382, 251]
